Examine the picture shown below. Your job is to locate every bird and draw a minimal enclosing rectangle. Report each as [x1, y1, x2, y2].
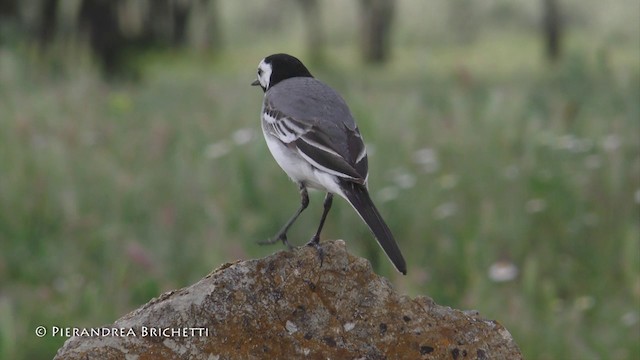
[251, 53, 407, 275]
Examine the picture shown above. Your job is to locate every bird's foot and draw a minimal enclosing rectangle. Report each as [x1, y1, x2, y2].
[305, 235, 324, 267]
[258, 233, 294, 250]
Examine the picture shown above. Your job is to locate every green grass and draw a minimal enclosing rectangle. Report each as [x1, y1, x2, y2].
[1, 31, 639, 359]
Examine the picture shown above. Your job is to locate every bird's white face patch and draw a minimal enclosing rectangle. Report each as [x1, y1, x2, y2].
[256, 59, 273, 90]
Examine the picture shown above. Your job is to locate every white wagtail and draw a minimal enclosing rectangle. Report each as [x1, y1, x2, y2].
[251, 53, 407, 275]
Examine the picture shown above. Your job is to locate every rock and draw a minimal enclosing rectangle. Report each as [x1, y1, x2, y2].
[55, 240, 522, 359]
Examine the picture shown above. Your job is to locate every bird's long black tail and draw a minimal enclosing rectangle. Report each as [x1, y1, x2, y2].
[340, 181, 407, 275]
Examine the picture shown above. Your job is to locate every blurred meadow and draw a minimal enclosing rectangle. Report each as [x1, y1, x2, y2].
[0, 0, 639, 359]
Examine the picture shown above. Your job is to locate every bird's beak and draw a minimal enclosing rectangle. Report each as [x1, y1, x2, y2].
[251, 79, 260, 86]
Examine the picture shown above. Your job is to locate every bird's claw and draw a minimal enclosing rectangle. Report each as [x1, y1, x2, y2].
[305, 235, 324, 267]
[258, 233, 294, 250]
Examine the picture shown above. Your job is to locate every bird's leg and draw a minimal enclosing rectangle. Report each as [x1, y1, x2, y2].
[259, 184, 309, 249]
[306, 193, 333, 266]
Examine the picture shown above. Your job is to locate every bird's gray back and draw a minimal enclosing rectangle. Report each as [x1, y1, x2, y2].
[265, 77, 357, 131]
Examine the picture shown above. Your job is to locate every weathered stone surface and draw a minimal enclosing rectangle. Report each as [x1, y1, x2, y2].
[55, 240, 522, 360]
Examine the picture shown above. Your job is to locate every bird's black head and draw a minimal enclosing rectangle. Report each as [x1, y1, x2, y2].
[251, 53, 313, 92]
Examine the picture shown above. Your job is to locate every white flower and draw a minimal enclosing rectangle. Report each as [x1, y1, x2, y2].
[434, 202, 457, 219]
[488, 261, 518, 282]
[232, 128, 255, 145]
[602, 134, 621, 152]
[525, 198, 547, 214]
[392, 170, 416, 189]
[621, 311, 639, 327]
[556, 134, 592, 153]
[377, 186, 399, 203]
[204, 141, 231, 159]
[413, 148, 439, 173]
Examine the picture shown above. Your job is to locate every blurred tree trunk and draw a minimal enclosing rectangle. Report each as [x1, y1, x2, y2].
[37, 0, 58, 47]
[200, 0, 222, 51]
[297, 0, 325, 64]
[78, 0, 126, 77]
[0, 0, 17, 16]
[172, 0, 191, 46]
[186, 0, 222, 51]
[146, 0, 172, 44]
[360, 0, 395, 64]
[0, 0, 18, 45]
[142, 0, 221, 51]
[543, 0, 562, 63]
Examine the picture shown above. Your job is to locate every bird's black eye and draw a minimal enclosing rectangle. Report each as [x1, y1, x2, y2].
[258, 69, 263, 76]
